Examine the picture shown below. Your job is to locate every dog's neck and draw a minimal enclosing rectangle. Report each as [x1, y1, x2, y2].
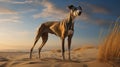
[66, 12, 76, 23]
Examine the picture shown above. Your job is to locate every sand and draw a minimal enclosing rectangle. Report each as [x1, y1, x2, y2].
[0, 47, 117, 67]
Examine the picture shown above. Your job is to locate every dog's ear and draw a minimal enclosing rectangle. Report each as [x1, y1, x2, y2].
[68, 5, 74, 9]
[78, 6, 82, 10]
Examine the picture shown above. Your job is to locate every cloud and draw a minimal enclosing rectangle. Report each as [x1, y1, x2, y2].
[0, 6, 22, 23]
[0, 7, 18, 14]
[0, 16, 21, 23]
[0, 0, 112, 26]
[77, 12, 111, 27]
[80, 2, 109, 14]
[0, 0, 38, 14]
[88, 4, 109, 14]
[78, 13, 90, 21]
[75, 2, 111, 27]
[33, 0, 67, 20]
[33, 1, 110, 27]
[11, 0, 33, 4]
[77, 12, 110, 25]
[0, 0, 33, 4]
[18, 8, 37, 14]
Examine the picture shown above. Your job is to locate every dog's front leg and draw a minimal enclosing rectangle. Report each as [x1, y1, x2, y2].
[62, 38, 65, 60]
[68, 34, 73, 60]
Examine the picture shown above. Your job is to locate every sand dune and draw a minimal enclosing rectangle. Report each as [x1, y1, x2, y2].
[0, 47, 116, 67]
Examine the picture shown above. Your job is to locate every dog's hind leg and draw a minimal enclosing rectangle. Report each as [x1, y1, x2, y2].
[30, 24, 44, 59]
[30, 31, 41, 59]
[38, 33, 48, 59]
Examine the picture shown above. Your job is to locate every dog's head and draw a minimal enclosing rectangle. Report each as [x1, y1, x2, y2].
[68, 5, 82, 16]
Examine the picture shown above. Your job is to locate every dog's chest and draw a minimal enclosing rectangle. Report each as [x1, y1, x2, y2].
[68, 29, 74, 35]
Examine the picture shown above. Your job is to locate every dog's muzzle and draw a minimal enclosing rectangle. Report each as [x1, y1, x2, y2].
[78, 12, 81, 16]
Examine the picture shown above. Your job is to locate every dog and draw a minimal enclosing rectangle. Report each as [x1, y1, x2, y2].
[30, 5, 82, 60]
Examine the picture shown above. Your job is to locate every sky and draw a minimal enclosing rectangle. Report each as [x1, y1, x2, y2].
[0, 0, 120, 51]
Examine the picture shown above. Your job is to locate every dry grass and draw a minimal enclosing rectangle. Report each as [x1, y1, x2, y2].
[98, 21, 120, 63]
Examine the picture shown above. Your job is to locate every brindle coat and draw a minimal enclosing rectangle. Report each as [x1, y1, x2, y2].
[30, 5, 82, 60]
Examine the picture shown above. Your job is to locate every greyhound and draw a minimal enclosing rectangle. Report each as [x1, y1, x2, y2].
[30, 5, 82, 60]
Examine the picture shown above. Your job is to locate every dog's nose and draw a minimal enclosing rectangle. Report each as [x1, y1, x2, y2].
[78, 12, 81, 16]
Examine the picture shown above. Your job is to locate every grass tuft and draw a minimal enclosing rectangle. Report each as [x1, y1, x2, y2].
[98, 19, 120, 63]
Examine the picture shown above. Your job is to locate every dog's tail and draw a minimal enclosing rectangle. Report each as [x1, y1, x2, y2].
[34, 24, 45, 45]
